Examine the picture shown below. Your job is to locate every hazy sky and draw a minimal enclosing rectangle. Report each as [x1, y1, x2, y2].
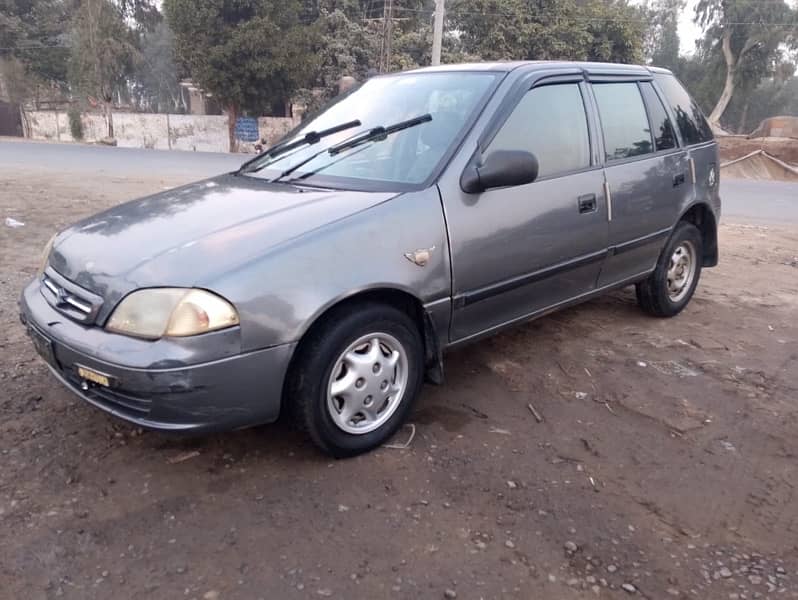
[678, 0, 703, 55]
[677, 0, 798, 56]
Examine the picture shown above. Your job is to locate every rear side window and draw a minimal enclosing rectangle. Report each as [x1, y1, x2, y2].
[487, 83, 590, 179]
[654, 74, 714, 146]
[640, 82, 677, 151]
[592, 82, 653, 161]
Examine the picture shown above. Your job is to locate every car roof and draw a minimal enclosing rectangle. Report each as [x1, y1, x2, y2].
[406, 61, 673, 76]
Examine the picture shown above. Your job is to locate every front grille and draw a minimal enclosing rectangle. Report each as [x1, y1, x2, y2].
[63, 369, 152, 417]
[40, 269, 103, 325]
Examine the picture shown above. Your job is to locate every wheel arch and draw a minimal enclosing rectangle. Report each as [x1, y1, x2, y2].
[678, 203, 718, 267]
[281, 287, 444, 416]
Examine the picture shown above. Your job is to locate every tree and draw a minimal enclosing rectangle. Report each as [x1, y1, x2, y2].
[695, 0, 797, 128]
[131, 21, 184, 112]
[116, 0, 161, 32]
[646, 0, 684, 70]
[0, 0, 71, 104]
[69, 0, 140, 138]
[670, 39, 726, 115]
[304, 1, 437, 105]
[448, 0, 646, 64]
[164, 0, 318, 151]
[310, 5, 381, 96]
[723, 60, 797, 133]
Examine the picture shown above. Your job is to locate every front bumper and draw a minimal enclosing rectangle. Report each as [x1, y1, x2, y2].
[19, 279, 295, 432]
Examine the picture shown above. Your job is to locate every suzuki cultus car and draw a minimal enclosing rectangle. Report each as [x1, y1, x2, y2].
[21, 62, 720, 456]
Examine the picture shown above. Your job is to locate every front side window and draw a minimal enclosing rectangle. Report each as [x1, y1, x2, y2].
[487, 83, 591, 179]
[243, 72, 499, 189]
[593, 82, 654, 161]
[654, 74, 714, 146]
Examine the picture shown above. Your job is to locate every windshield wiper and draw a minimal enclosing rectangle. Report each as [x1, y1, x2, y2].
[328, 113, 432, 156]
[272, 114, 433, 184]
[239, 119, 361, 174]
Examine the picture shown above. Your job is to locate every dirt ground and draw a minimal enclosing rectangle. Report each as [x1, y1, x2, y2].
[2, 167, 798, 600]
[718, 136, 798, 166]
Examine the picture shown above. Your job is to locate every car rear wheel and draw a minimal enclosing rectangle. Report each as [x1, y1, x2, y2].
[636, 221, 703, 318]
[287, 302, 424, 457]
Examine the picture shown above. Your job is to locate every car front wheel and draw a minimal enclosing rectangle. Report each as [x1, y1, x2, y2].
[287, 302, 424, 457]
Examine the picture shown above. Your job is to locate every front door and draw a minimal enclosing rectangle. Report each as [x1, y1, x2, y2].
[443, 80, 609, 342]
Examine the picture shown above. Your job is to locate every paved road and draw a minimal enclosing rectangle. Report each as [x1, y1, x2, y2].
[0, 138, 243, 179]
[2, 139, 796, 223]
[719, 177, 798, 224]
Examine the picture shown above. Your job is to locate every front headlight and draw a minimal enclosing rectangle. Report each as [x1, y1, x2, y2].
[106, 288, 240, 339]
[38, 234, 57, 276]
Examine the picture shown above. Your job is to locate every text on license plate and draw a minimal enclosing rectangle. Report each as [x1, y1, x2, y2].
[77, 366, 111, 387]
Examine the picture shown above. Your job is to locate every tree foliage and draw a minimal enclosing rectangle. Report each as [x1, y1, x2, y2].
[164, 0, 317, 149]
[0, 0, 70, 97]
[116, 0, 161, 32]
[646, 0, 683, 71]
[695, 0, 797, 126]
[304, 1, 438, 102]
[130, 21, 183, 112]
[69, 0, 140, 137]
[723, 62, 797, 132]
[448, 0, 646, 63]
[311, 4, 381, 94]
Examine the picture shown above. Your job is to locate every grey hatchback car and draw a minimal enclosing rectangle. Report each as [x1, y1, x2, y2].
[21, 61, 720, 456]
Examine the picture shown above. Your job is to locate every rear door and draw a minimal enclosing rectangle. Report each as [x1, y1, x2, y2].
[653, 73, 719, 218]
[442, 75, 609, 342]
[589, 78, 689, 286]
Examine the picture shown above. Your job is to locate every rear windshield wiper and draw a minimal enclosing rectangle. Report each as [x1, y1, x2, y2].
[239, 119, 361, 174]
[271, 114, 433, 184]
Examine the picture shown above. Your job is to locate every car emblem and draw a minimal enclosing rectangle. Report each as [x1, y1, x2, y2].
[708, 166, 716, 188]
[404, 245, 435, 267]
[54, 286, 69, 306]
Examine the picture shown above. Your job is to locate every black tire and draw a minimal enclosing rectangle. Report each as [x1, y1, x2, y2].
[636, 221, 703, 318]
[287, 302, 424, 458]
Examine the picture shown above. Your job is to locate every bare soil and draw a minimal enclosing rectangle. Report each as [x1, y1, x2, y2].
[718, 136, 798, 166]
[2, 168, 798, 600]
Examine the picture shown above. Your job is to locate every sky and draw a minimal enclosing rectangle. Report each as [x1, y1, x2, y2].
[678, 0, 703, 55]
[676, 0, 798, 56]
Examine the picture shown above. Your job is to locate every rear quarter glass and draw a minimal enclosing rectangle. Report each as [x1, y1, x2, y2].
[653, 74, 714, 146]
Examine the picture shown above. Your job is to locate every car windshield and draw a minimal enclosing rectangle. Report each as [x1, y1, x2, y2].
[243, 72, 500, 189]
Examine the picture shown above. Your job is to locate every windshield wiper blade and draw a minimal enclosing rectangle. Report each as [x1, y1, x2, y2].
[270, 128, 369, 183]
[272, 114, 432, 184]
[327, 114, 432, 156]
[239, 119, 361, 173]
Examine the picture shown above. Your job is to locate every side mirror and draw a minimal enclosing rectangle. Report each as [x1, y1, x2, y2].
[460, 150, 539, 193]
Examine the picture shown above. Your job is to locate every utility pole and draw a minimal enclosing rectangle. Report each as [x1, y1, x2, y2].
[380, 0, 394, 73]
[431, 0, 445, 66]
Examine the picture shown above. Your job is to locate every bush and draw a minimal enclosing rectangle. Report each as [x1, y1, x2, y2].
[68, 107, 84, 141]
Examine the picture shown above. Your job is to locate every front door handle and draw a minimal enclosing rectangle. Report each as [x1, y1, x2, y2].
[578, 193, 597, 214]
[673, 173, 686, 187]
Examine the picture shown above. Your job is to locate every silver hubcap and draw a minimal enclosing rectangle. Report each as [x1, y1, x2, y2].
[327, 333, 408, 435]
[667, 241, 696, 302]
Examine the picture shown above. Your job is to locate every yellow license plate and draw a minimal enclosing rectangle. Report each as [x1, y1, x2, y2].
[77, 366, 111, 387]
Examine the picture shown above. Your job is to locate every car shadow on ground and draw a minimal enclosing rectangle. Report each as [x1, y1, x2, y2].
[102, 287, 644, 460]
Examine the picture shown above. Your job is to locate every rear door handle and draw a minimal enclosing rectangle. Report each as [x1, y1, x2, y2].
[578, 193, 597, 214]
[673, 173, 686, 187]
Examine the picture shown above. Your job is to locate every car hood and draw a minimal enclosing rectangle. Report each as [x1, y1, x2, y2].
[50, 173, 396, 302]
